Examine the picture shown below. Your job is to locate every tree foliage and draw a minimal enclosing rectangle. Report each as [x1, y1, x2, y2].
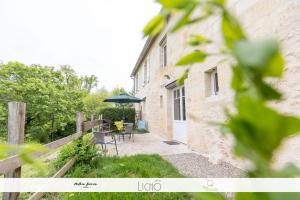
[83, 87, 132, 118]
[0, 62, 87, 143]
[144, 0, 300, 199]
[83, 87, 112, 118]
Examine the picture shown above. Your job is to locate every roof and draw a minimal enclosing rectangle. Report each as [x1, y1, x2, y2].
[130, 35, 158, 77]
[130, 10, 172, 77]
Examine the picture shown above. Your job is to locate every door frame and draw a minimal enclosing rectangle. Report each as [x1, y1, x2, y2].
[172, 85, 187, 143]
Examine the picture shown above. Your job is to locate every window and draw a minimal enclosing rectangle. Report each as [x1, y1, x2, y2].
[211, 69, 219, 96]
[160, 95, 163, 108]
[174, 90, 181, 120]
[205, 68, 219, 97]
[173, 87, 186, 121]
[182, 87, 186, 120]
[160, 36, 167, 67]
[135, 74, 138, 93]
[139, 69, 143, 89]
[143, 60, 147, 85]
[163, 44, 167, 67]
[147, 57, 150, 83]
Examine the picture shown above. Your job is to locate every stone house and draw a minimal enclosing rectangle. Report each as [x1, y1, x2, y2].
[130, 0, 300, 169]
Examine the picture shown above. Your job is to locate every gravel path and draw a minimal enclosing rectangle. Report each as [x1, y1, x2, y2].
[163, 153, 244, 178]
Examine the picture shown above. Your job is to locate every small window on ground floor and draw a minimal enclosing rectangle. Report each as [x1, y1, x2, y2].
[160, 95, 163, 109]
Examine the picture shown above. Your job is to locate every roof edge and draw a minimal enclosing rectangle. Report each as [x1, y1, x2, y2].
[130, 35, 158, 77]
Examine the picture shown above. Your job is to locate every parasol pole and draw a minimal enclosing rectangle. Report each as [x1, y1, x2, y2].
[122, 103, 125, 122]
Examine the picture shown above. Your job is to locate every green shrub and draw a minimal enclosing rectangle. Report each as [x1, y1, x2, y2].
[53, 134, 98, 169]
[99, 107, 135, 126]
[53, 143, 76, 169]
[74, 134, 98, 164]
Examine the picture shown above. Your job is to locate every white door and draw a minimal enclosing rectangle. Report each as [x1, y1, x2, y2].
[172, 86, 187, 143]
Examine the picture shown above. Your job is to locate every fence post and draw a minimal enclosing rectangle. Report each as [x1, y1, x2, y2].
[3, 102, 26, 200]
[76, 112, 84, 134]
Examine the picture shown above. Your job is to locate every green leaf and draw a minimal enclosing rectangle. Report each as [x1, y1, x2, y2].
[143, 14, 165, 36]
[221, 11, 246, 48]
[265, 51, 285, 77]
[176, 51, 207, 66]
[157, 0, 195, 10]
[0, 144, 17, 159]
[276, 163, 300, 177]
[21, 144, 48, 153]
[231, 65, 247, 91]
[207, 0, 225, 6]
[233, 39, 284, 77]
[254, 79, 282, 100]
[188, 34, 212, 46]
[171, 1, 198, 32]
[227, 96, 300, 163]
[176, 68, 190, 85]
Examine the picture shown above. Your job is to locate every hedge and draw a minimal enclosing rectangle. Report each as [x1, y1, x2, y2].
[99, 107, 135, 126]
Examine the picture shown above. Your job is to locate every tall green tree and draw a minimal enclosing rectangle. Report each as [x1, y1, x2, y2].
[83, 87, 112, 118]
[81, 75, 98, 93]
[111, 87, 127, 96]
[0, 62, 85, 143]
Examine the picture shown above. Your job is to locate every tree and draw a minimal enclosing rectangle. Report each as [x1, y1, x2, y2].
[81, 75, 98, 93]
[0, 62, 85, 143]
[60, 65, 81, 88]
[144, 0, 300, 199]
[111, 87, 127, 96]
[83, 87, 112, 117]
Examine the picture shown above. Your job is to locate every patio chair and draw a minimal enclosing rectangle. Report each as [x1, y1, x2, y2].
[93, 131, 118, 155]
[118, 123, 134, 142]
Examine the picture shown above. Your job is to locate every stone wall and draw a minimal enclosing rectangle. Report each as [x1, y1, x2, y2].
[133, 0, 300, 170]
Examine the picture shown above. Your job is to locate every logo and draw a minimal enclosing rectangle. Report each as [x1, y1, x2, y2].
[138, 179, 162, 192]
[74, 182, 98, 189]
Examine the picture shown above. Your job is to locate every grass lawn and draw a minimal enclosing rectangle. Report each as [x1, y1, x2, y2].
[45, 154, 192, 200]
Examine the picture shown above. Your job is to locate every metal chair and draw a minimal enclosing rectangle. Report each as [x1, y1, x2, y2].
[93, 131, 118, 155]
[118, 123, 134, 142]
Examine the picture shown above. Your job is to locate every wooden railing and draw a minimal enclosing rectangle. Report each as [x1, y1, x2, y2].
[0, 102, 102, 200]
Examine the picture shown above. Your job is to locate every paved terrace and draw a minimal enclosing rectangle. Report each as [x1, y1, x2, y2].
[104, 133, 244, 178]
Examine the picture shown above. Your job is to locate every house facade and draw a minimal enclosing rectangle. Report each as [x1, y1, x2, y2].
[131, 0, 300, 169]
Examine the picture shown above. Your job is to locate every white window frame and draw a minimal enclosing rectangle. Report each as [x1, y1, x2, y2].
[139, 69, 143, 89]
[173, 86, 186, 121]
[135, 74, 139, 93]
[160, 36, 167, 68]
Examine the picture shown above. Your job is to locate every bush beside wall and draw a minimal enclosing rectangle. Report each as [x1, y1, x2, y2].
[99, 107, 135, 126]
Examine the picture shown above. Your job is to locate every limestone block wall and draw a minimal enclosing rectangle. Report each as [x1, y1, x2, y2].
[133, 0, 300, 169]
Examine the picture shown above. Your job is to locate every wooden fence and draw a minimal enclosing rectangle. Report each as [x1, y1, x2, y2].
[0, 102, 102, 200]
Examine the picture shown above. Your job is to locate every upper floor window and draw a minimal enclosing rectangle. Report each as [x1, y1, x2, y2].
[135, 74, 139, 93]
[143, 60, 147, 85]
[211, 69, 219, 96]
[205, 67, 219, 97]
[160, 36, 167, 67]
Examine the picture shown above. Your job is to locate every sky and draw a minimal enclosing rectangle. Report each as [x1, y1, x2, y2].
[0, 0, 161, 91]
